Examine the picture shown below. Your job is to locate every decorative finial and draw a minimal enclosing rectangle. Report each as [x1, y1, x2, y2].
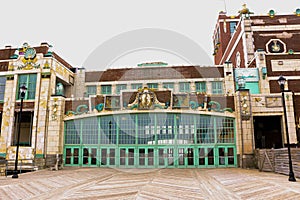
[238, 4, 253, 18]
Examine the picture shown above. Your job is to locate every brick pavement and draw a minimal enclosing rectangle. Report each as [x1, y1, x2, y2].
[1, 168, 300, 200]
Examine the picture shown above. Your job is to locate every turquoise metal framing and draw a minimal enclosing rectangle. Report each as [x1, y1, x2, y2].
[64, 112, 237, 168]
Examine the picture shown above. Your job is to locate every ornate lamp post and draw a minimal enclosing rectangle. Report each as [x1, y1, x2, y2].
[277, 75, 296, 182]
[12, 85, 27, 179]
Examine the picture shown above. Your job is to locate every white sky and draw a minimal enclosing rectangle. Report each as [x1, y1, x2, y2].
[1, 0, 299, 70]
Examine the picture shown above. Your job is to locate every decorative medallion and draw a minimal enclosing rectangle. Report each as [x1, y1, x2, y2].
[128, 87, 164, 110]
[266, 39, 286, 53]
[11, 43, 41, 70]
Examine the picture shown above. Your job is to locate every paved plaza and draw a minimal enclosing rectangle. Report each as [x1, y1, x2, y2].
[1, 167, 300, 200]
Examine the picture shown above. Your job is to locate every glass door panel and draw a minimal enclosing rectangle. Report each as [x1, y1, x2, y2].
[128, 148, 135, 166]
[207, 148, 214, 166]
[228, 147, 235, 165]
[148, 148, 154, 166]
[218, 148, 225, 166]
[120, 148, 126, 166]
[198, 148, 205, 166]
[187, 148, 194, 166]
[139, 149, 146, 166]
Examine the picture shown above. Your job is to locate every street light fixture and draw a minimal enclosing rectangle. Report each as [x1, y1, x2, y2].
[12, 85, 27, 179]
[277, 75, 296, 182]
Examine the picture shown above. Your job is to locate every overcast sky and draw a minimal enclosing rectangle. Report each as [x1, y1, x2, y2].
[1, 1, 299, 70]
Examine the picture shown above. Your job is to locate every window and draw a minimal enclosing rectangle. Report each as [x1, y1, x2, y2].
[12, 111, 33, 146]
[131, 83, 143, 90]
[163, 82, 174, 90]
[230, 22, 236, 36]
[116, 84, 127, 94]
[147, 83, 158, 89]
[0, 77, 6, 102]
[212, 81, 223, 94]
[86, 85, 97, 96]
[195, 82, 206, 93]
[101, 85, 112, 94]
[17, 74, 37, 100]
[179, 82, 190, 92]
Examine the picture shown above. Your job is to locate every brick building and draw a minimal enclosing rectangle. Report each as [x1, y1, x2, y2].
[213, 6, 300, 166]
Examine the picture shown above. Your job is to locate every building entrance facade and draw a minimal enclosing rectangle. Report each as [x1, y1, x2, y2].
[64, 113, 237, 168]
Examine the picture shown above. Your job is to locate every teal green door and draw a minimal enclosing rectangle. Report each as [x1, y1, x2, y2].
[100, 147, 116, 167]
[65, 147, 80, 166]
[137, 147, 155, 168]
[158, 147, 174, 168]
[217, 146, 236, 167]
[177, 147, 195, 168]
[82, 147, 98, 167]
[196, 147, 215, 168]
[119, 147, 136, 167]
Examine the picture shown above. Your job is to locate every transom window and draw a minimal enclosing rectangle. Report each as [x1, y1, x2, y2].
[0, 77, 6, 102]
[17, 74, 37, 100]
[179, 82, 190, 92]
[212, 81, 223, 94]
[64, 114, 235, 145]
[101, 85, 112, 94]
[116, 84, 127, 94]
[195, 82, 206, 93]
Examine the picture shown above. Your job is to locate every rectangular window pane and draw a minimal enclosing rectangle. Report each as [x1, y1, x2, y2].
[101, 85, 112, 94]
[0, 77, 6, 101]
[216, 117, 235, 144]
[131, 83, 142, 90]
[195, 82, 206, 93]
[116, 84, 127, 94]
[179, 82, 190, 92]
[163, 82, 174, 90]
[147, 83, 158, 89]
[65, 120, 81, 144]
[212, 81, 223, 94]
[230, 22, 236, 36]
[86, 85, 97, 96]
[17, 74, 37, 100]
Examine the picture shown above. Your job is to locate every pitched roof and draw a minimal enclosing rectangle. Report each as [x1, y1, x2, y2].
[85, 66, 224, 82]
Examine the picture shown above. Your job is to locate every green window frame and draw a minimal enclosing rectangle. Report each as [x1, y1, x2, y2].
[179, 82, 190, 92]
[101, 85, 112, 94]
[0, 76, 6, 102]
[116, 84, 127, 94]
[131, 83, 143, 90]
[147, 83, 158, 89]
[163, 82, 174, 90]
[212, 81, 223, 94]
[195, 82, 206, 93]
[17, 74, 37, 100]
[86, 85, 97, 96]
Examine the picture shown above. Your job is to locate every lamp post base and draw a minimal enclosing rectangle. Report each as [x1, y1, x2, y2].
[289, 172, 296, 182]
[12, 171, 19, 179]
